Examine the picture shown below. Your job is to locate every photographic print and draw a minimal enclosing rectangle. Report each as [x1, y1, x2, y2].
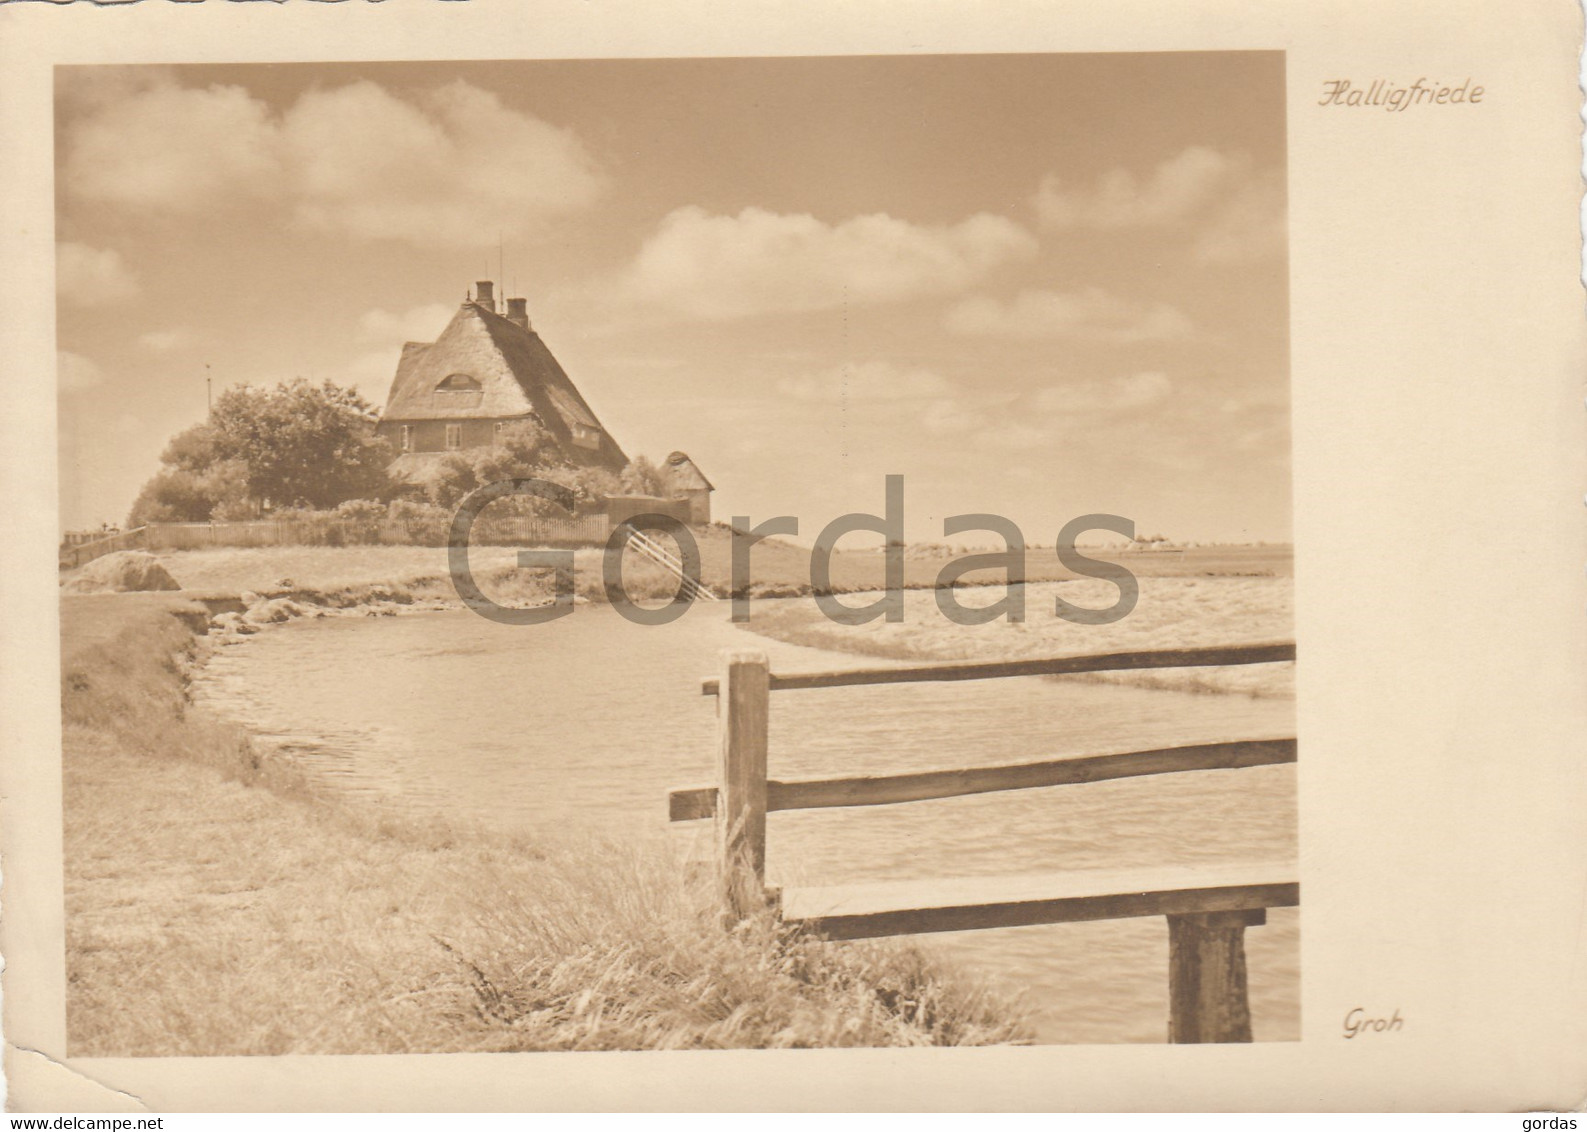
[52, 52, 1296, 1058]
[5, 0, 1586, 1114]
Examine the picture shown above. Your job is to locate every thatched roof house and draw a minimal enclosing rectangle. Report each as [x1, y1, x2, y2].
[377, 281, 627, 479]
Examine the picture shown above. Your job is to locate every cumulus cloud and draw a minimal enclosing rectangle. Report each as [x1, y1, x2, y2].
[1035, 147, 1234, 230]
[778, 360, 950, 402]
[65, 81, 280, 211]
[945, 287, 1194, 343]
[58, 350, 105, 394]
[62, 77, 604, 247]
[281, 81, 603, 244]
[57, 242, 137, 306]
[1033, 146, 1285, 261]
[611, 206, 1037, 322]
[1192, 168, 1286, 264]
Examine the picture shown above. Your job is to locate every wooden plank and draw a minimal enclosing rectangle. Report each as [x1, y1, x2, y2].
[716, 650, 770, 920]
[1168, 910, 1257, 1043]
[700, 641, 1296, 695]
[668, 738, 1297, 821]
[780, 863, 1297, 941]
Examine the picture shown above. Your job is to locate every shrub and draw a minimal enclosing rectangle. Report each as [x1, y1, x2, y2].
[386, 499, 451, 547]
[333, 499, 388, 545]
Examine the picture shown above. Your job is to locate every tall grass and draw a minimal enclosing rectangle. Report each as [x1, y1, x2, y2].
[60, 594, 1028, 1055]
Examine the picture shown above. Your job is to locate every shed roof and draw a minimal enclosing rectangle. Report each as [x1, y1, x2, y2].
[665, 450, 714, 492]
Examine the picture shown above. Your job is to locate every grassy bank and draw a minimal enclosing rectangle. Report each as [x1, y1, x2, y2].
[62, 594, 1028, 1055]
[738, 576, 1296, 698]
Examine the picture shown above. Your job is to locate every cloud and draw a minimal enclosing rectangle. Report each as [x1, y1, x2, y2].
[138, 329, 189, 352]
[58, 350, 105, 394]
[1033, 146, 1285, 262]
[945, 287, 1195, 343]
[281, 81, 603, 245]
[1033, 371, 1173, 415]
[56, 242, 137, 306]
[611, 206, 1037, 322]
[1035, 147, 1234, 230]
[778, 361, 950, 402]
[62, 77, 605, 247]
[65, 81, 280, 211]
[1192, 168, 1286, 264]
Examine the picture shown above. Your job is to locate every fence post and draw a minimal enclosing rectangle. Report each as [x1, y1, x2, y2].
[1166, 909, 1261, 1042]
[716, 649, 770, 921]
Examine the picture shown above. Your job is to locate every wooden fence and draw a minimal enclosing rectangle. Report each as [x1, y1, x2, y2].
[58, 526, 149, 569]
[669, 641, 1299, 1044]
[61, 514, 613, 568]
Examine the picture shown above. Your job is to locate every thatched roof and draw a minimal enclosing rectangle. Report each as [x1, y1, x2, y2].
[380, 301, 626, 469]
[665, 450, 713, 492]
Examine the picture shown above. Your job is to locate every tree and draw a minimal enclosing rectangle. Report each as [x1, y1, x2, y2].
[620, 455, 668, 496]
[210, 379, 393, 509]
[425, 454, 481, 510]
[127, 423, 252, 525]
[127, 378, 394, 525]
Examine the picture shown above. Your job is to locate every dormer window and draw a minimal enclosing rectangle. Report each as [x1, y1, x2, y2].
[570, 423, 601, 450]
[436, 373, 482, 393]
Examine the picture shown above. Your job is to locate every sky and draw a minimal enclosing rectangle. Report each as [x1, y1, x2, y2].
[55, 53, 1290, 544]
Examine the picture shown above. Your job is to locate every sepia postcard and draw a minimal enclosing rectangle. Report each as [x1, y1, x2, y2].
[1, 0, 1583, 1114]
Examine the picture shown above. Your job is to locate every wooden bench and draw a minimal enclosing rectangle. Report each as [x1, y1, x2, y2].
[669, 644, 1298, 1044]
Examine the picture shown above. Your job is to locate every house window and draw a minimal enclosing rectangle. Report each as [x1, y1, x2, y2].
[400, 425, 413, 452]
[570, 423, 601, 450]
[494, 421, 507, 445]
[436, 373, 482, 392]
[445, 424, 462, 450]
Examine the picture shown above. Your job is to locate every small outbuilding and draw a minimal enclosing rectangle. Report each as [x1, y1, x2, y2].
[663, 451, 714, 525]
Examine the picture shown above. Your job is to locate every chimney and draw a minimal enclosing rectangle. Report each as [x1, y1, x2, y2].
[474, 280, 496, 312]
[505, 297, 531, 331]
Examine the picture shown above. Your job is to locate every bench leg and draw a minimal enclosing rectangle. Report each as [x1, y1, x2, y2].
[1166, 908, 1263, 1043]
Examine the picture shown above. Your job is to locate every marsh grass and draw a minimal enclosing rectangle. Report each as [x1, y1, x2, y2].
[60, 594, 1027, 1056]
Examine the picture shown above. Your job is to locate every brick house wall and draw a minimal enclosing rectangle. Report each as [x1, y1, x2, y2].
[378, 418, 511, 454]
